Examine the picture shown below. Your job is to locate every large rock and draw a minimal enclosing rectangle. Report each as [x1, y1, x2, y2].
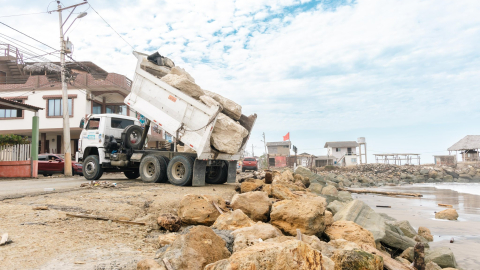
[309, 183, 324, 195]
[205, 240, 332, 270]
[204, 89, 242, 120]
[325, 220, 376, 248]
[271, 184, 297, 200]
[330, 249, 383, 270]
[212, 209, 255, 230]
[231, 222, 283, 252]
[240, 179, 264, 193]
[161, 73, 204, 98]
[270, 196, 327, 236]
[158, 233, 178, 248]
[435, 209, 459, 220]
[295, 166, 326, 184]
[159, 226, 230, 270]
[294, 174, 310, 187]
[392, 220, 417, 238]
[327, 200, 346, 215]
[230, 191, 271, 222]
[337, 191, 353, 202]
[170, 66, 195, 82]
[324, 210, 334, 226]
[425, 246, 458, 268]
[137, 259, 164, 270]
[333, 200, 386, 242]
[425, 261, 442, 270]
[178, 194, 227, 226]
[418, 226, 434, 242]
[210, 113, 249, 155]
[321, 185, 339, 196]
[200, 95, 221, 109]
[157, 214, 181, 232]
[381, 227, 416, 251]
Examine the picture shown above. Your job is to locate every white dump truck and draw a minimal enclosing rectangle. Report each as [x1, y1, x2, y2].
[76, 51, 256, 186]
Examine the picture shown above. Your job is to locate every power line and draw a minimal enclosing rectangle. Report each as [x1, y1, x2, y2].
[0, 22, 57, 51]
[89, 4, 134, 50]
[0, 12, 48, 18]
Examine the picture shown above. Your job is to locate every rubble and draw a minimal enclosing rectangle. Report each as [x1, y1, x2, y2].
[158, 233, 178, 248]
[161, 73, 204, 98]
[203, 90, 242, 121]
[211, 209, 255, 231]
[157, 214, 181, 232]
[210, 113, 249, 155]
[330, 249, 384, 270]
[177, 195, 227, 226]
[230, 191, 271, 222]
[231, 222, 283, 252]
[325, 220, 376, 247]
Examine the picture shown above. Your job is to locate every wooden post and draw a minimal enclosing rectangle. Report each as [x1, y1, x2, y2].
[414, 242, 425, 270]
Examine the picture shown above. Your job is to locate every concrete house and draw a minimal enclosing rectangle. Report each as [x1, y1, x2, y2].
[324, 141, 359, 166]
[266, 141, 291, 167]
[0, 44, 135, 156]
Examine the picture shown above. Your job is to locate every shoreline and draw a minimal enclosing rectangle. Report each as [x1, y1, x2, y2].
[356, 183, 480, 269]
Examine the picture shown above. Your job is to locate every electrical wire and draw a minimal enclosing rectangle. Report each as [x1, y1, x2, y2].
[0, 22, 57, 51]
[0, 12, 48, 18]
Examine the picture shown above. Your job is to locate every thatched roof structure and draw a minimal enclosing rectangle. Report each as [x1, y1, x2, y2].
[24, 62, 61, 74]
[448, 135, 480, 151]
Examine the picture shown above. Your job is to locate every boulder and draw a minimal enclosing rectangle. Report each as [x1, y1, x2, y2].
[324, 210, 334, 226]
[327, 200, 346, 215]
[426, 246, 458, 268]
[399, 247, 414, 262]
[295, 166, 326, 184]
[330, 249, 383, 270]
[210, 113, 249, 155]
[161, 73, 204, 98]
[381, 227, 416, 251]
[262, 184, 272, 196]
[418, 226, 434, 242]
[294, 174, 310, 187]
[231, 222, 283, 252]
[205, 240, 332, 270]
[333, 200, 386, 242]
[212, 209, 255, 230]
[425, 261, 442, 270]
[444, 175, 454, 182]
[328, 239, 361, 251]
[159, 226, 230, 270]
[379, 213, 397, 222]
[157, 214, 181, 232]
[435, 209, 459, 220]
[321, 185, 339, 196]
[270, 196, 327, 236]
[337, 191, 353, 202]
[325, 220, 376, 248]
[395, 257, 412, 267]
[212, 229, 235, 253]
[203, 89, 242, 120]
[200, 95, 221, 109]
[309, 183, 324, 195]
[230, 191, 271, 222]
[280, 170, 294, 182]
[240, 179, 264, 193]
[170, 66, 195, 82]
[178, 195, 227, 226]
[391, 220, 417, 238]
[137, 259, 165, 270]
[271, 184, 297, 200]
[158, 233, 178, 248]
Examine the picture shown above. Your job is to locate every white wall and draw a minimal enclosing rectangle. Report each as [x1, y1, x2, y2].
[327, 146, 357, 160]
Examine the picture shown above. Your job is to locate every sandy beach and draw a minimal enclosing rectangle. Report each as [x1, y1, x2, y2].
[356, 183, 480, 269]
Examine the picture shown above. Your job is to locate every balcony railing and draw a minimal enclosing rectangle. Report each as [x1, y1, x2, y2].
[1, 44, 24, 65]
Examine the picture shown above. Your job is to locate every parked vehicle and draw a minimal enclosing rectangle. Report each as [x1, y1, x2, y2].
[76, 51, 256, 186]
[38, 154, 83, 176]
[242, 157, 258, 172]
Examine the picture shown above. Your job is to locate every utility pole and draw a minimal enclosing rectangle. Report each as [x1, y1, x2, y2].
[252, 144, 254, 157]
[51, 1, 88, 176]
[262, 132, 268, 169]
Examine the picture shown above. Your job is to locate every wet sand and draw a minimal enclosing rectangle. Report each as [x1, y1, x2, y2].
[356, 183, 480, 269]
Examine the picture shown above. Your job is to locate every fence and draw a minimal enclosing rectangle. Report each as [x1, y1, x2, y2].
[0, 144, 31, 161]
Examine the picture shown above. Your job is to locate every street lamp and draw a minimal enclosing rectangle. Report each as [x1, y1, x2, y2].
[50, 1, 88, 177]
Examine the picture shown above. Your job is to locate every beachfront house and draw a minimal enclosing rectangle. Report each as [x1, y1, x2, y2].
[324, 141, 359, 166]
[447, 135, 480, 163]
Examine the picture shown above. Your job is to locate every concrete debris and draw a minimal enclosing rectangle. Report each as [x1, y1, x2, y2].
[80, 181, 117, 188]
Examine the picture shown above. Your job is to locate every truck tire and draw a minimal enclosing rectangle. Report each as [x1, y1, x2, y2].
[139, 155, 166, 183]
[124, 170, 140, 179]
[167, 155, 194, 186]
[83, 155, 104, 180]
[154, 155, 169, 183]
[206, 162, 228, 184]
[124, 125, 144, 150]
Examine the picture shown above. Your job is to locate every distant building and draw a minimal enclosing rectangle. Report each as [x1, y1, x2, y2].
[314, 156, 334, 167]
[433, 155, 457, 166]
[324, 141, 359, 166]
[266, 141, 291, 167]
[297, 152, 315, 167]
[448, 135, 480, 162]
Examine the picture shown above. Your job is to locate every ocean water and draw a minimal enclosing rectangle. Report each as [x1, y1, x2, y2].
[417, 183, 480, 196]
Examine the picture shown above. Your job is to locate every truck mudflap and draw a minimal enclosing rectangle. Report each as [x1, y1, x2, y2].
[227, 161, 237, 184]
[192, 159, 207, 186]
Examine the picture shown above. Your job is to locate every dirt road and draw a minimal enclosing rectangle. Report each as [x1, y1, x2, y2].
[0, 174, 237, 270]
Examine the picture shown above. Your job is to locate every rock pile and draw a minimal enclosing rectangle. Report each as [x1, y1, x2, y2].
[138, 166, 461, 270]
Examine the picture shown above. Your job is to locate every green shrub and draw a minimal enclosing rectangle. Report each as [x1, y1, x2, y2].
[0, 134, 30, 146]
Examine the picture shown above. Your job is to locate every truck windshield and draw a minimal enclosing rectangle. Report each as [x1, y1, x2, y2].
[86, 118, 100, 130]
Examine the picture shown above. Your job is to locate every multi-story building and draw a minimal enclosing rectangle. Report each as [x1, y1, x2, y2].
[324, 141, 359, 166]
[0, 44, 136, 156]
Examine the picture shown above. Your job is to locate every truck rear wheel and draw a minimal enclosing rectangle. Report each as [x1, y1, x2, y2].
[167, 155, 194, 186]
[124, 170, 140, 179]
[139, 155, 166, 183]
[206, 162, 228, 184]
[124, 125, 144, 150]
[83, 155, 104, 180]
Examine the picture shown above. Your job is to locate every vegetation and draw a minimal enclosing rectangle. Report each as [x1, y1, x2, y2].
[0, 134, 30, 146]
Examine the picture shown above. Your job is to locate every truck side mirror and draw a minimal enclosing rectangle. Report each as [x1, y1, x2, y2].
[79, 118, 84, 128]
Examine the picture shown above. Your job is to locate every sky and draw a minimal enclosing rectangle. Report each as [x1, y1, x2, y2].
[1, 0, 480, 163]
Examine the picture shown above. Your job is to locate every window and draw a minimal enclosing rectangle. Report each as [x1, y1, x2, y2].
[244, 158, 256, 161]
[86, 118, 100, 130]
[336, 148, 340, 152]
[92, 102, 102, 114]
[351, 158, 357, 163]
[0, 99, 23, 118]
[347, 147, 352, 155]
[111, 118, 134, 129]
[48, 98, 72, 117]
[38, 155, 48, 161]
[106, 105, 127, 115]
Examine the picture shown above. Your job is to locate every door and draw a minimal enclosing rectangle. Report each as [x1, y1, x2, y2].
[47, 155, 64, 172]
[38, 155, 48, 173]
[57, 135, 61, 154]
[45, 140, 50, 153]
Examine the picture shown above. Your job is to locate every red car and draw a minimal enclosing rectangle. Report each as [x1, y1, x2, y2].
[38, 154, 83, 176]
[242, 157, 258, 172]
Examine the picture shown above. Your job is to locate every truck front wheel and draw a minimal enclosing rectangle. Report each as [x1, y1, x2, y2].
[167, 155, 194, 186]
[83, 155, 104, 180]
[139, 155, 166, 183]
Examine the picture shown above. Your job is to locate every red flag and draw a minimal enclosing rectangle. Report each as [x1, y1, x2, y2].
[283, 132, 290, 141]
